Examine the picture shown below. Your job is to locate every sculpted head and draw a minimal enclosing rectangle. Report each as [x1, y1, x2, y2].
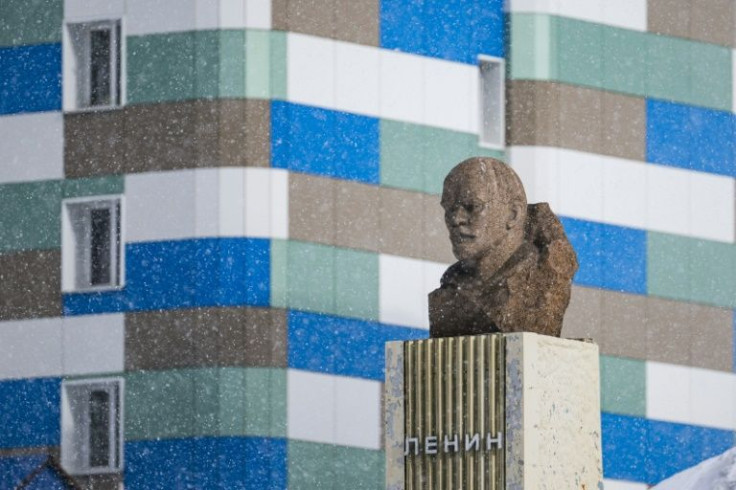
[441, 157, 527, 265]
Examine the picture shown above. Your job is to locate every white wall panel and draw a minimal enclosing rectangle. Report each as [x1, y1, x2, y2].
[125, 170, 197, 242]
[0, 318, 62, 380]
[508, 146, 561, 210]
[218, 168, 245, 236]
[689, 172, 735, 243]
[0, 112, 63, 184]
[558, 151, 603, 222]
[379, 255, 449, 329]
[603, 157, 647, 229]
[64, 0, 125, 22]
[0, 315, 124, 380]
[646, 165, 691, 238]
[287, 369, 336, 444]
[379, 255, 426, 328]
[379, 50, 425, 125]
[733, 50, 736, 113]
[62, 314, 125, 375]
[243, 0, 271, 29]
[507, 0, 647, 31]
[647, 362, 691, 426]
[603, 480, 649, 490]
[126, 168, 288, 242]
[334, 376, 381, 449]
[195, 168, 222, 238]
[287, 33, 481, 134]
[424, 58, 477, 133]
[509, 146, 736, 243]
[647, 362, 736, 431]
[336, 42, 380, 117]
[126, 0, 200, 35]
[269, 168, 289, 239]
[287, 33, 336, 109]
[288, 370, 382, 449]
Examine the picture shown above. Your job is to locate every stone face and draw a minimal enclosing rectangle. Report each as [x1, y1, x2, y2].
[429, 158, 578, 338]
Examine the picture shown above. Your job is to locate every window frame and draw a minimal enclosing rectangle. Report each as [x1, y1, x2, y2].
[64, 18, 125, 112]
[62, 195, 125, 293]
[60, 377, 124, 476]
[478, 55, 506, 150]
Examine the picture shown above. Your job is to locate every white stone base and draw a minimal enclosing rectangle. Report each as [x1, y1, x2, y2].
[385, 333, 603, 489]
[505, 333, 602, 490]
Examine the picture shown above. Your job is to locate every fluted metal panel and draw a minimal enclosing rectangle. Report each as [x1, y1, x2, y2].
[403, 335, 504, 489]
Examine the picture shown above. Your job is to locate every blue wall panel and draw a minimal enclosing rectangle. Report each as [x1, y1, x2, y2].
[288, 310, 427, 381]
[63, 238, 270, 315]
[0, 43, 61, 115]
[0, 378, 60, 449]
[380, 0, 504, 64]
[561, 218, 647, 294]
[126, 437, 286, 490]
[271, 101, 380, 184]
[602, 413, 734, 485]
[0, 455, 47, 488]
[647, 99, 736, 177]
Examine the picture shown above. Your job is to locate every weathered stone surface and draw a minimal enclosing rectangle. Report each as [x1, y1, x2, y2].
[429, 157, 578, 338]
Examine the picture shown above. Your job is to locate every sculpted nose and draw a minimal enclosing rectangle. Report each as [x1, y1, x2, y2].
[447, 207, 468, 226]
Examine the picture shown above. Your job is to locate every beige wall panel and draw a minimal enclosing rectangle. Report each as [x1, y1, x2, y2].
[645, 296, 692, 366]
[335, 0, 379, 46]
[508, 81, 644, 161]
[272, 0, 335, 39]
[273, 0, 378, 45]
[601, 92, 646, 161]
[65, 100, 270, 177]
[690, 0, 735, 47]
[648, 0, 690, 39]
[421, 193, 454, 264]
[557, 84, 603, 155]
[74, 473, 122, 490]
[378, 187, 425, 259]
[64, 110, 126, 178]
[125, 307, 287, 371]
[334, 180, 381, 251]
[288, 172, 336, 244]
[0, 250, 61, 320]
[600, 290, 647, 359]
[689, 304, 733, 371]
[507, 80, 559, 147]
[562, 285, 603, 343]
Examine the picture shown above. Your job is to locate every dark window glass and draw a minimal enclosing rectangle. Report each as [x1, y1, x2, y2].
[90, 208, 111, 285]
[89, 390, 110, 467]
[90, 29, 111, 106]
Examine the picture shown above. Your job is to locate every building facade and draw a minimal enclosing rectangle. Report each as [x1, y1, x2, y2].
[0, 0, 734, 488]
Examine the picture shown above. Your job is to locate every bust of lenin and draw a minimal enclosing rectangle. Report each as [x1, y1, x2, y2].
[429, 157, 578, 338]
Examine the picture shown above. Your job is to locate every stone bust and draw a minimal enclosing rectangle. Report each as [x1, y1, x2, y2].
[429, 157, 578, 338]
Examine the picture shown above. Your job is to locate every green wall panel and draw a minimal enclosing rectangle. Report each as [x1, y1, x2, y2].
[600, 355, 646, 417]
[125, 367, 286, 441]
[380, 120, 504, 195]
[288, 440, 384, 490]
[270, 239, 289, 309]
[509, 14, 733, 111]
[335, 247, 379, 320]
[127, 29, 287, 104]
[648, 232, 736, 308]
[279, 241, 379, 320]
[0, 0, 62, 48]
[0, 180, 61, 253]
[0, 177, 123, 253]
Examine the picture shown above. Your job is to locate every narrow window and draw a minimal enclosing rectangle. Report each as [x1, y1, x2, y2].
[67, 20, 122, 109]
[89, 28, 111, 106]
[88, 390, 111, 467]
[61, 379, 123, 475]
[479, 57, 505, 149]
[62, 196, 124, 292]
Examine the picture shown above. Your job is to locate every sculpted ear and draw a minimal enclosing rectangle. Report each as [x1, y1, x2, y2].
[506, 201, 525, 230]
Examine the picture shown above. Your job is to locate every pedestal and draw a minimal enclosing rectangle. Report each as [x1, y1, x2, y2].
[385, 333, 602, 489]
